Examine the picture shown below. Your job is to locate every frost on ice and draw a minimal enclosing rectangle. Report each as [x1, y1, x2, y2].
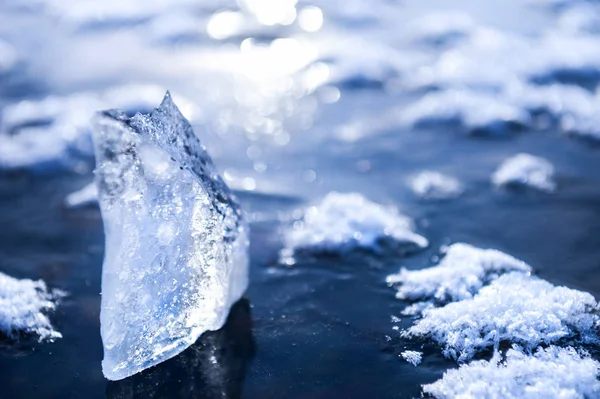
[492, 153, 556, 192]
[92, 92, 249, 381]
[406, 272, 600, 361]
[423, 346, 600, 399]
[408, 171, 463, 200]
[280, 192, 428, 264]
[400, 350, 423, 367]
[387, 243, 531, 304]
[0, 272, 63, 341]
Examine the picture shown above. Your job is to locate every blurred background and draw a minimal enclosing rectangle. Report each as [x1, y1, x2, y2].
[1, 0, 600, 398]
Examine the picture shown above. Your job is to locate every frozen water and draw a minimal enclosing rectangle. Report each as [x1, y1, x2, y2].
[387, 243, 531, 304]
[406, 272, 600, 361]
[423, 346, 600, 399]
[280, 192, 428, 263]
[400, 350, 422, 367]
[93, 92, 249, 381]
[64, 182, 98, 208]
[0, 272, 63, 341]
[492, 153, 556, 192]
[408, 171, 463, 200]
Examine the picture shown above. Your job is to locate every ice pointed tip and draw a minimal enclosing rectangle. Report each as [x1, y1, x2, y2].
[161, 91, 174, 106]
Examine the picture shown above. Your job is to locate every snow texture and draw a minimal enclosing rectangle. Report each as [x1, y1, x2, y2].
[280, 192, 428, 264]
[406, 272, 600, 361]
[492, 153, 556, 192]
[408, 171, 463, 200]
[0, 271, 63, 341]
[423, 346, 600, 399]
[93, 92, 249, 381]
[387, 243, 532, 304]
[400, 350, 423, 367]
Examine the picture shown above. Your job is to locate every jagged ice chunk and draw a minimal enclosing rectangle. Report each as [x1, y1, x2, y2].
[423, 346, 600, 399]
[406, 272, 600, 361]
[492, 153, 556, 192]
[280, 192, 428, 264]
[92, 93, 248, 381]
[387, 243, 531, 304]
[0, 271, 63, 341]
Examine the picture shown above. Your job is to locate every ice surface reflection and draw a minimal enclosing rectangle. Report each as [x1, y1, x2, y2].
[106, 299, 255, 399]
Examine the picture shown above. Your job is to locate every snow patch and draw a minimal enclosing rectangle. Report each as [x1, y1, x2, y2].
[406, 272, 600, 361]
[492, 153, 556, 192]
[398, 89, 530, 134]
[0, 272, 63, 341]
[281, 192, 428, 264]
[400, 350, 423, 366]
[423, 346, 600, 399]
[408, 171, 463, 200]
[387, 243, 531, 304]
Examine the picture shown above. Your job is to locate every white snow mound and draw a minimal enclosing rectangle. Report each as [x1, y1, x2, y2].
[492, 153, 556, 192]
[408, 171, 463, 200]
[387, 243, 531, 304]
[407, 272, 600, 361]
[0, 272, 63, 341]
[281, 192, 428, 263]
[423, 346, 600, 399]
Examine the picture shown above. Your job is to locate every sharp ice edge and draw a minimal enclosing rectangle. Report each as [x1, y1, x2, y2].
[387, 243, 532, 304]
[92, 92, 248, 381]
[0, 271, 64, 341]
[64, 182, 98, 208]
[408, 171, 463, 200]
[0, 84, 195, 172]
[408, 272, 600, 361]
[280, 192, 428, 264]
[400, 350, 423, 367]
[492, 153, 556, 192]
[423, 346, 600, 399]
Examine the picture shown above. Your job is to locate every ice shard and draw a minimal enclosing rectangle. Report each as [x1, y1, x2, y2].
[92, 92, 249, 381]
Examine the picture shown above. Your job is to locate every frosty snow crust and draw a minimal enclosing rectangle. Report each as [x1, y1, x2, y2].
[423, 346, 600, 399]
[387, 243, 531, 304]
[389, 243, 600, 397]
[280, 192, 428, 264]
[0, 272, 63, 341]
[93, 93, 248, 381]
[409, 272, 599, 361]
